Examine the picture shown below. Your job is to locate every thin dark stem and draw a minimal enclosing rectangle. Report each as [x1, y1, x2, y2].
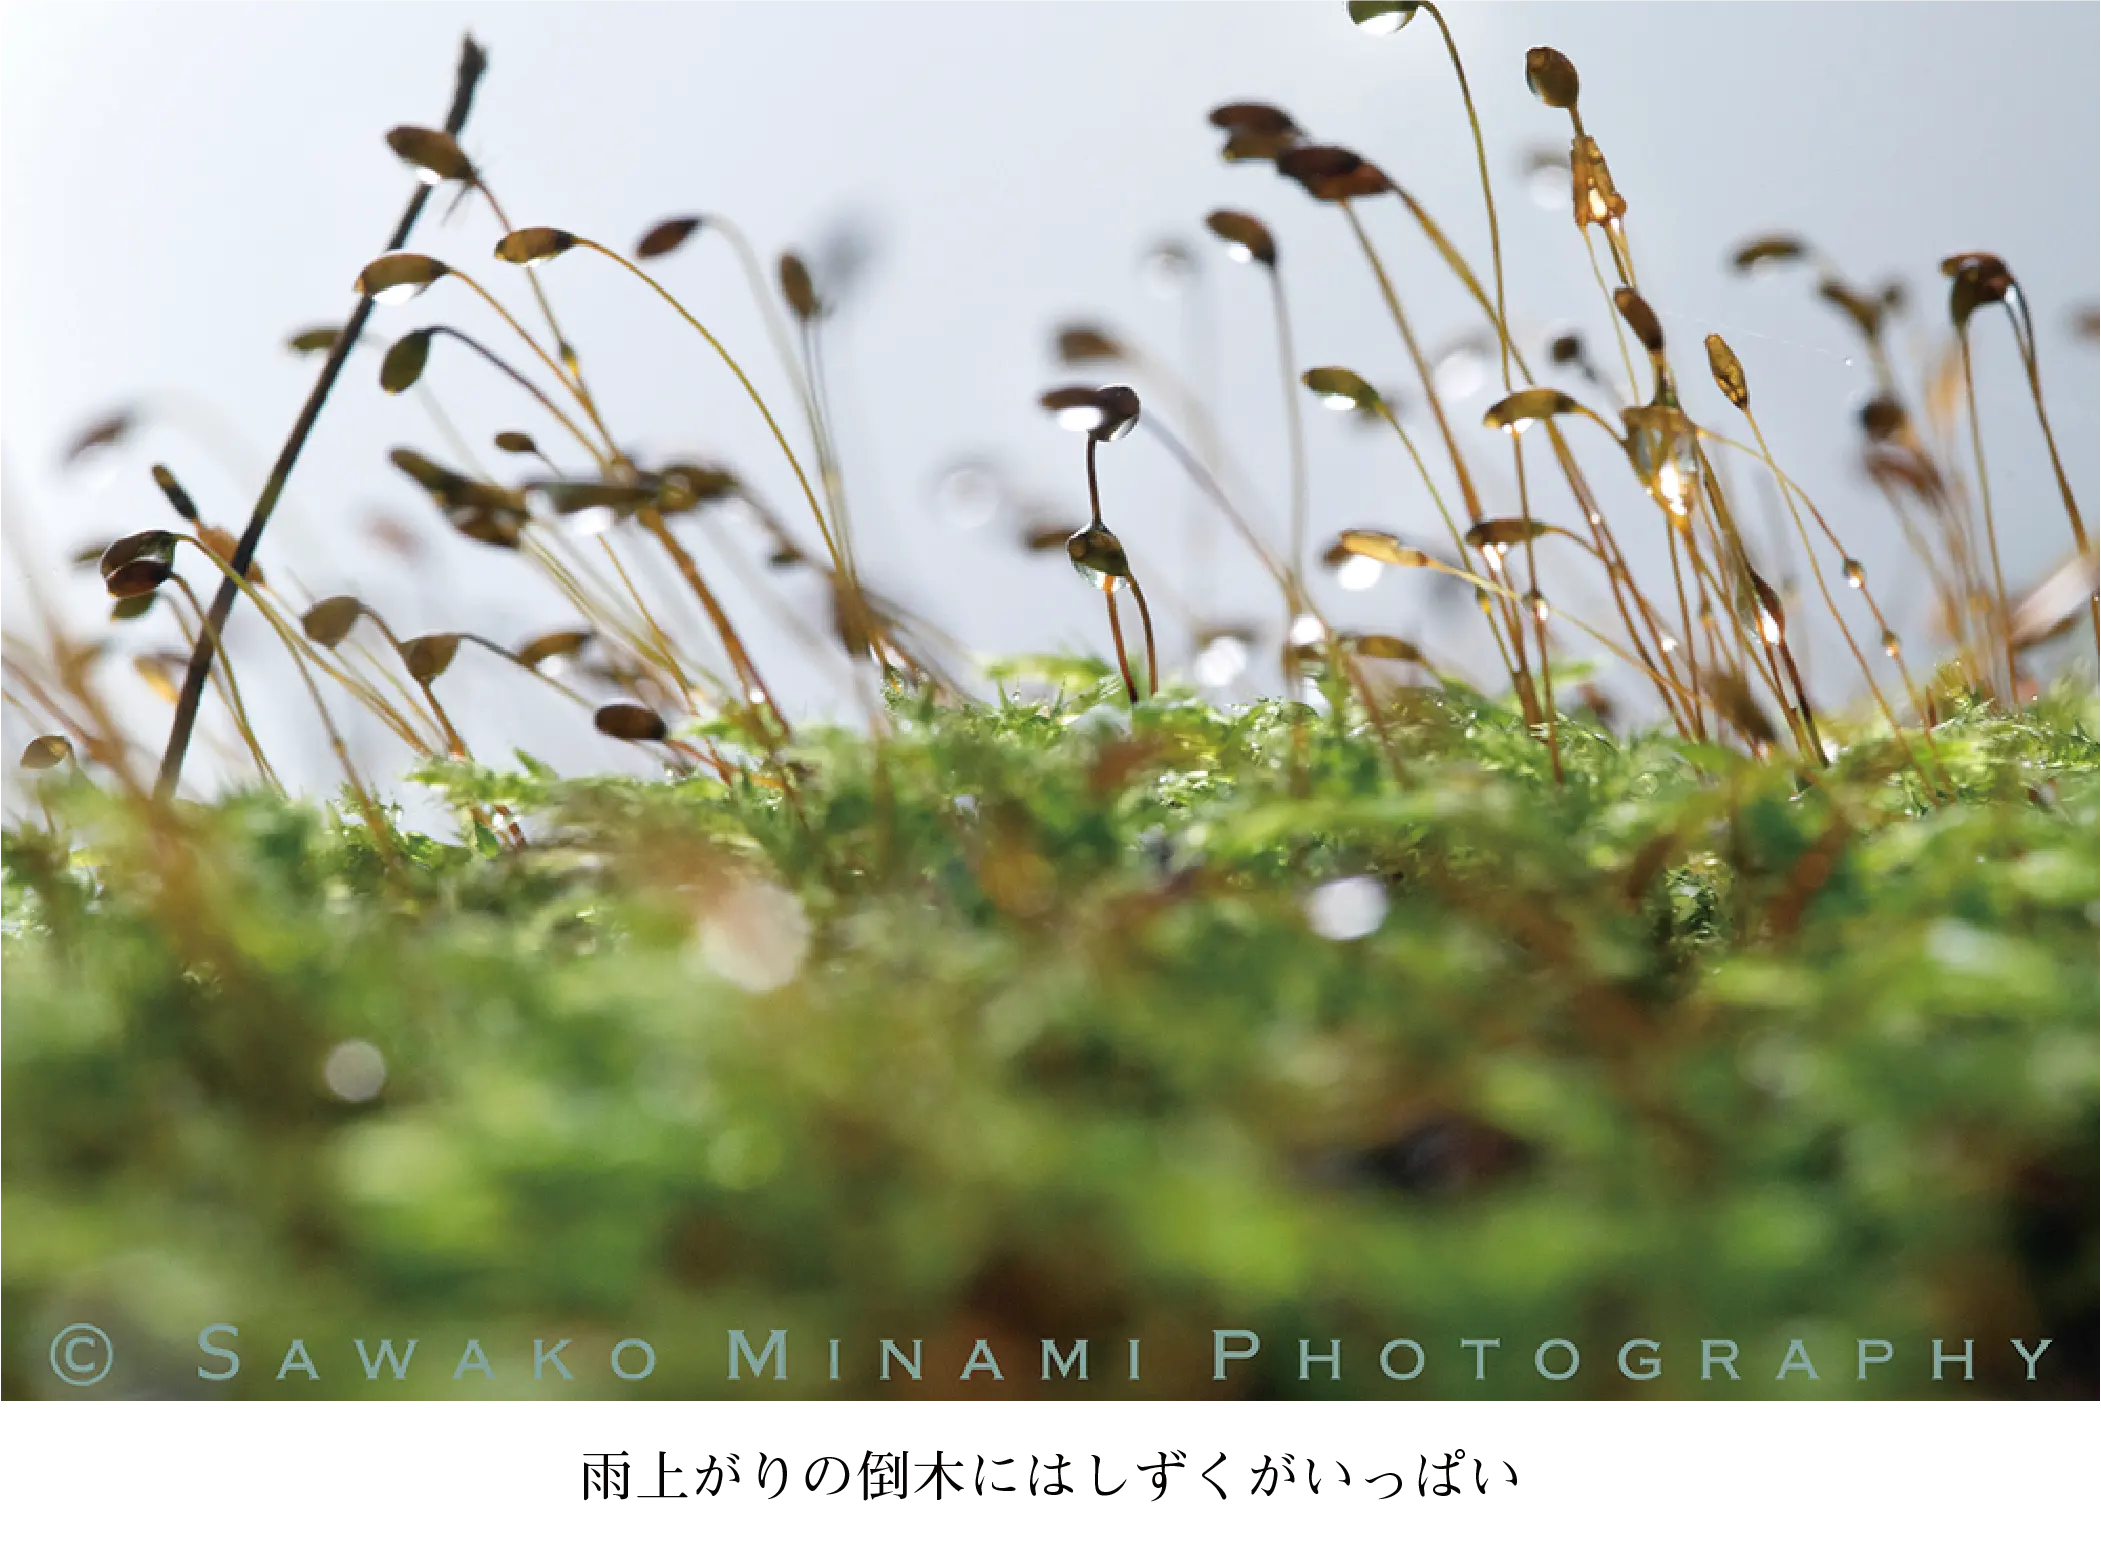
[428, 326, 605, 462]
[456, 632, 593, 707]
[168, 577, 279, 791]
[1957, 333, 2014, 700]
[1734, 412, 1939, 792]
[1087, 432, 1155, 702]
[577, 240, 836, 569]
[1341, 203, 1481, 521]
[804, 323, 862, 586]
[1126, 575, 1160, 701]
[1103, 587, 1138, 706]
[470, 178, 602, 434]
[420, 681, 471, 759]
[1341, 198, 1541, 723]
[1664, 525, 1704, 738]
[157, 34, 487, 800]
[1533, 606, 1563, 783]
[1776, 639, 1824, 764]
[638, 510, 793, 745]
[2003, 294, 2098, 654]
[1512, 435, 1559, 781]
[1425, 5, 1511, 394]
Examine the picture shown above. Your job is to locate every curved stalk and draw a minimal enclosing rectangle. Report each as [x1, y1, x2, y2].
[1423, 5, 1513, 388]
[424, 326, 609, 464]
[2000, 287, 2098, 652]
[571, 240, 837, 568]
[166, 579, 281, 791]
[1956, 331, 2014, 699]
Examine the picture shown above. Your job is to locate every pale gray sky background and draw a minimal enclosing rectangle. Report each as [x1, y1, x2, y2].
[4, 1, 2096, 798]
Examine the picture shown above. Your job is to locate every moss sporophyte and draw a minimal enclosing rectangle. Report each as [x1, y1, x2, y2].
[5, 6, 2095, 1400]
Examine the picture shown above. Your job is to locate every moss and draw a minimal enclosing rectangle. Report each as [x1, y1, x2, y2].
[5, 677, 2095, 1398]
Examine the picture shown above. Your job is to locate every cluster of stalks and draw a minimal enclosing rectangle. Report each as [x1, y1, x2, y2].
[9, 6, 2096, 837]
[1015, 1, 2094, 798]
[10, 37, 959, 847]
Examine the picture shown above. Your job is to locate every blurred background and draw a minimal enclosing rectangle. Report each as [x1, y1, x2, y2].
[4, 1, 2096, 802]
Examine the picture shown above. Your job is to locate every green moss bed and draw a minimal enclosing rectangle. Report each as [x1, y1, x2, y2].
[4, 671, 2096, 1398]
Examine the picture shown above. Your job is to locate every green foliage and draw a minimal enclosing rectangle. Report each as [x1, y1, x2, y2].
[4, 685, 2096, 1398]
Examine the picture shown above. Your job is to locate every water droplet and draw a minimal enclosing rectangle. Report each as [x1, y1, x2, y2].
[935, 462, 1004, 531]
[1842, 356, 1856, 368]
[1624, 405, 1701, 521]
[1336, 554, 1383, 592]
[1659, 634, 1680, 653]
[1195, 633, 1249, 687]
[1305, 875, 1388, 941]
[1881, 630, 1902, 658]
[1288, 613, 1325, 648]
[1757, 608, 1783, 645]
[1656, 458, 1689, 515]
[1527, 590, 1552, 625]
[1349, 2, 1413, 36]
[1432, 344, 1487, 400]
[386, 126, 474, 188]
[1205, 210, 1276, 267]
[1843, 559, 1866, 591]
[693, 878, 810, 994]
[1527, 162, 1570, 212]
[1042, 374, 1142, 433]
[1067, 523, 1130, 588]
[358, 252, 450, 302]
[323, 1039, 387, 1103]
